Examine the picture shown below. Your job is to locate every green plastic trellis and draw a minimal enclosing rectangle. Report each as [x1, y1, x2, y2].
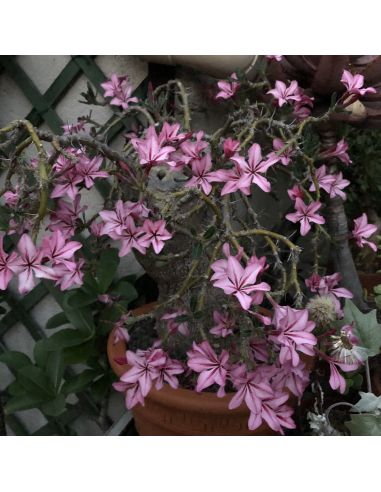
[0, 55, 147, 435]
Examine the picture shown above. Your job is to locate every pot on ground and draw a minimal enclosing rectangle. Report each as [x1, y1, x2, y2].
[107, 304, 310, 436]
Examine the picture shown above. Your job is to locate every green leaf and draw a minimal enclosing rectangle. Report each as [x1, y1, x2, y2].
[97, 305, 123, 336]
[192, 242, 203, 259]
[97, 248, 120, 293]
[345, 414, 381, 436]
[373, 284, 381, 295]
[62, 369, 100, 395]
[34, 340, 49, 368]
[44, 329, 88, 351]
[353, 392, 381, 413]
[204, 226, 216, 239]
[46, 351, 64, 392]
[0, 351, 32, 372]
[17, 366, 55, 399]
[46, 312, 69, 330]
[59, 303, 96, 336]
[110, 280, 138, 303]
[64, 290, 97, 309]
[62, 340, 97, 365]
[4, 394, 45, 414]
[41, 394, 66, 417]
[7, 381, 25, 396]
[82, 272, 101, 296]
[343, 300, 381, 356]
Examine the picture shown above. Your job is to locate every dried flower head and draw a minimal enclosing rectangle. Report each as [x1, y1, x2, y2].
[306, 295, 337, 327]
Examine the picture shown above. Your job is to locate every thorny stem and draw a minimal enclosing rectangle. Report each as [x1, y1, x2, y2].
[0, 120, 49, 238]
[233, 228, 301, 252]
[153, 80, 191, 131]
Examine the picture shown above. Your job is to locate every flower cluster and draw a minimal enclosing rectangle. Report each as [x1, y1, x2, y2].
[98, 199, 172, 257]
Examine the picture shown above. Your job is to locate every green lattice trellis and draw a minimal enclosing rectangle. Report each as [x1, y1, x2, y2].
[0, 55, 147, 435]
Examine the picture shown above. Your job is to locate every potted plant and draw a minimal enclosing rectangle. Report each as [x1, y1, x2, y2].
[0, 57, 379, 435]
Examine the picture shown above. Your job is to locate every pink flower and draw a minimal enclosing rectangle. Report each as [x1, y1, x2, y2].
[120, 348, 166, 397]
[211, 255, 270, 311]
[285, 197, 325, 236]
[287, 184, 304, 201]
[131, 126, 175, 168]
[267, 138, 295, 166]
[187, 341, 230, 396]
[3, 186, 20, 207]
[113, 380, 145, 409]
[124, 201, 151, 221]
[223, 138, 240, 159]
[41, 230, 82, 267]
[209, 310, 234, 338]
[101, 74, 138, 110]
[266, 55, 283, 62]
[185, 153, 215, 195]
[231, 143, 278, 193]
[0, 234, 22, 290]
[113, 326, 130, 345]
[112, 313, 131, 343]
[272, 360, 310, 398]
[50, 169, 82, 200]
[352, 213, 378, 251]
[249, 337, 269, 363]
[99, 200, 134, 237]
[49, 196, 87, 239]
[53, 258, 84, 290]
[269, 304, 317, 367]
[306, 272, 353, 300]
[229, 364, 273, 413]
[293, 87, 314, 120]
[210, 164, 251, 196]
[180, 131, 208, 161]
[109, 216, 149, 257]
[62, 120, 86, 135]
[341, 69, 376, 97]
[248, 392, 295, 434]
[155, 356, 184, 390]
[210, 242, 244, 282]
[52, 148, 80, 173]
[309, 165, 336, 195]
[215, 73, 240, 100]
[158, 122, 186, 145]
[267, 80, 302, 107]
[161, 311, 189, 336]
[320, 139, 352, 166]
[310, 167, 350, 200]
[15, 234, 56, 294]
[328, 361, 346, 394]
[141, 219, 172, 254]
[77, 155, 109, 189]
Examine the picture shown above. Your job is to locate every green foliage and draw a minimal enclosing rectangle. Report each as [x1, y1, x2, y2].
[345, 414, 381, 436]
[0, 250, 139, 434]
[343, 299, 381, 357]
[374, 284, 381, 310]
[342, 126, 381, 218]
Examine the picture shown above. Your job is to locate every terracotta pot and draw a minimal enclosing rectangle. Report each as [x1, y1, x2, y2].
[107, 304, 310, 435]
[358, 271, 381, 297]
